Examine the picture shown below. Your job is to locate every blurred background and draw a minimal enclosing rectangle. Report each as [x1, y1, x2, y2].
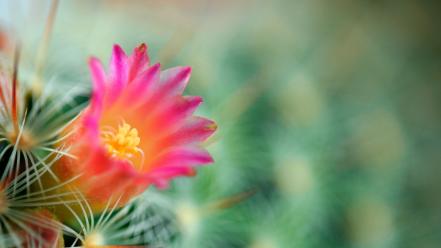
[1, 0, 440, 247]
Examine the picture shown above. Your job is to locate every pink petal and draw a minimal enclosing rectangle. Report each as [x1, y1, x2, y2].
[108, 44, 129, 103]
[81, 113, 101, 147]
[158, 116, 217, 146]
[137, 66, 192, 115]
[88, 57, 106, 111]
[128, 43, 149, 82]
[159, 66, 192, 96]
[125, 63, 161, 106]
[150, 146, 213, 170]
[144, 95, 203, 133]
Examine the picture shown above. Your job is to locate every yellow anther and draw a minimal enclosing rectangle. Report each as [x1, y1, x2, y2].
[101, 121, 141, 161]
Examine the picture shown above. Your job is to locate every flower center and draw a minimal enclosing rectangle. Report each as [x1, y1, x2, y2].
[101, 121, 142, 161]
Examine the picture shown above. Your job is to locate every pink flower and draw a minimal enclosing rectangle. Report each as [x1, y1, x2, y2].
[55, 44, 216, 208]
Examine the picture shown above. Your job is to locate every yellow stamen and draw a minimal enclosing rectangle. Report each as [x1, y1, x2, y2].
[101, 121, 141, 161]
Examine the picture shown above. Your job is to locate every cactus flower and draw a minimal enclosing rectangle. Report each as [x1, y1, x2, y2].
[55, 44, 216, 208]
